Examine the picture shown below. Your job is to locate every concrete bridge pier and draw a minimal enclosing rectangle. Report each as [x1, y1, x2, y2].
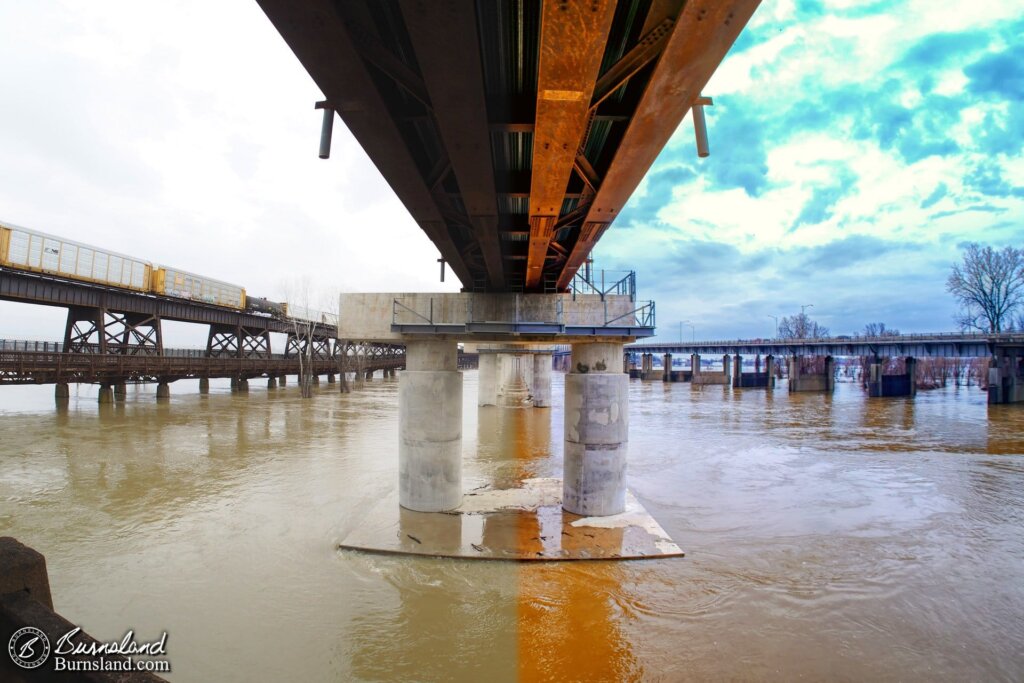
[788, 356, 835, 392]
[279, 374, 287, 386]
[267, 376, 277, 389]
[478, 353, 498, 406]
[114, 382, 127, 401]
[156, 382, 170, 400]
[327, 373, 336, 384]
[498, 353, 533, 408]
[399, 340, 462, 512]
[97, 384, 113, 404]
[662, 353, 672, 382]
[868, 356, 917, 398]
[199, 377, 210, 394]
[237, 378, 249, 392]
[563, 342, 628, 516]
[54, 383, 69, 403]
[989, 347, 1024, 404]
[533, 353, 552, 408]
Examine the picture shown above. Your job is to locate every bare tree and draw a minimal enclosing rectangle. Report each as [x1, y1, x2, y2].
[778, 312, 829, 339]
[863, 322, 900, 338]
[947, 243, 1024, 333]
[283, 278, 328, 399]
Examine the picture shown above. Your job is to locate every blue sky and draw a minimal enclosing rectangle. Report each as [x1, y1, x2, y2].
[597, 0, 1024, 340]
[0, 1, 1021, 344]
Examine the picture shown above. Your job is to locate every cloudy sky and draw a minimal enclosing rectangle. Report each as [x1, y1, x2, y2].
[1, 1, 1021, 346]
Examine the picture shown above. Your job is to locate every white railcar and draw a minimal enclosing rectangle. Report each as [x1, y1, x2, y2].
[0, 221, 151, 292]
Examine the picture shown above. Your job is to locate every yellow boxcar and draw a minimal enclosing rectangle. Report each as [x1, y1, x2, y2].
[152, 267, 246, 310]
[0, 221, 151, 292]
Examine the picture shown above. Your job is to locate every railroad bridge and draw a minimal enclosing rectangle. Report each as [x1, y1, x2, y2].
[0, 266, 410, 397]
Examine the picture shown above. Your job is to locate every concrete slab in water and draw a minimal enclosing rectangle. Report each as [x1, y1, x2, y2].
[338, 477, 683, 561]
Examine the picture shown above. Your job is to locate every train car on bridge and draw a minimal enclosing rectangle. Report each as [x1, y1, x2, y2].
[0, 221, 151, 293]
[0, 221, 329, 326]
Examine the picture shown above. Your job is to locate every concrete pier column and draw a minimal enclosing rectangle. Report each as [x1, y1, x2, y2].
[663, 353, 672, 382]
[328, 373, 335, 384]
[156, 382, 170, 400]
[533, 353, 552, 407]
[237, 378, 249, 393]
[98, 384, 113, 404]
[723, 355, 732, 384]
[267, 376, 277, 389]
[478, 353, 498, 407]
[733, 354, 742, 388]
[55, 383, 70, 403]
[563, 342, 628, 516]
[765, 355, 775, 389]
[199, 377, 210, 394]
[825, 356, 835, 392]
[987, 349, 1023, 404]
[364, 370, 373, 380]
[279, 374, 287, 386]
[114, 383, 127, 401]
[312, 373, 320, 385]
[230, 377, 239, 392]
[906, 357, 918, 398]
[691, 353, 701, 381]
[788, 356, 799, 392]
[399, 340, 462, 512]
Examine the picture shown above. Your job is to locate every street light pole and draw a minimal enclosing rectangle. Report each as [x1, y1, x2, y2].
[768, 314, 779, 338]
[801, 303, 814, 316]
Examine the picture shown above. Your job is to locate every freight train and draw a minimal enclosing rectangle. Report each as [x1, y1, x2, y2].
[0, 221, 336, 325]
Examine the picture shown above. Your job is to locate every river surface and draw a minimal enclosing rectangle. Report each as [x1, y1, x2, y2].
[1, 373, 1023, 682]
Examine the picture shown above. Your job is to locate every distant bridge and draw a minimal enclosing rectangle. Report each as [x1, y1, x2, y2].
[629, 332, 1024, 358]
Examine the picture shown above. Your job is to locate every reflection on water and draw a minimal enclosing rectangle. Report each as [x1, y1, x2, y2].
[1, 376, 1023, 681]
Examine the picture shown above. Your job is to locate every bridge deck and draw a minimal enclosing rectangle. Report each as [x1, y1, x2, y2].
[256, 0, 759, 292]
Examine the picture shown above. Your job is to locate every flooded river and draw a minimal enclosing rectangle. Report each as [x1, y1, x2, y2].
[1, 373, 1023, 681]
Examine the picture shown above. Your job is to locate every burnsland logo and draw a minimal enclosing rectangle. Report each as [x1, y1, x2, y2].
[8, 627, 50, 669]
[7, 626, 171, 674]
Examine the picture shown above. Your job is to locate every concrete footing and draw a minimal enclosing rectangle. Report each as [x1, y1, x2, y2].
[55, 383, 70, 402]
[97, 384, 113, 404]
[156, 382, 170, 400]
[563, 342, 628, 516]
[399, 341, 462, 512]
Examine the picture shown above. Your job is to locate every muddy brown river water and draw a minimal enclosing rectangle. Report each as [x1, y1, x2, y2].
[1, 373, 1023, 681]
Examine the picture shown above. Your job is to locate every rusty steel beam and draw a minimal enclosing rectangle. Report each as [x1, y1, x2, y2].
[525, 0, 617, 290]
[255, 0, 473, 286]
[590, 17, 675, 110]
[400, 0, 505, 289]
[556, 0, 761, 290]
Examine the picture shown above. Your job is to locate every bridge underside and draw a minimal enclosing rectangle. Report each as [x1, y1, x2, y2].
[257, 0, 758, 292]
